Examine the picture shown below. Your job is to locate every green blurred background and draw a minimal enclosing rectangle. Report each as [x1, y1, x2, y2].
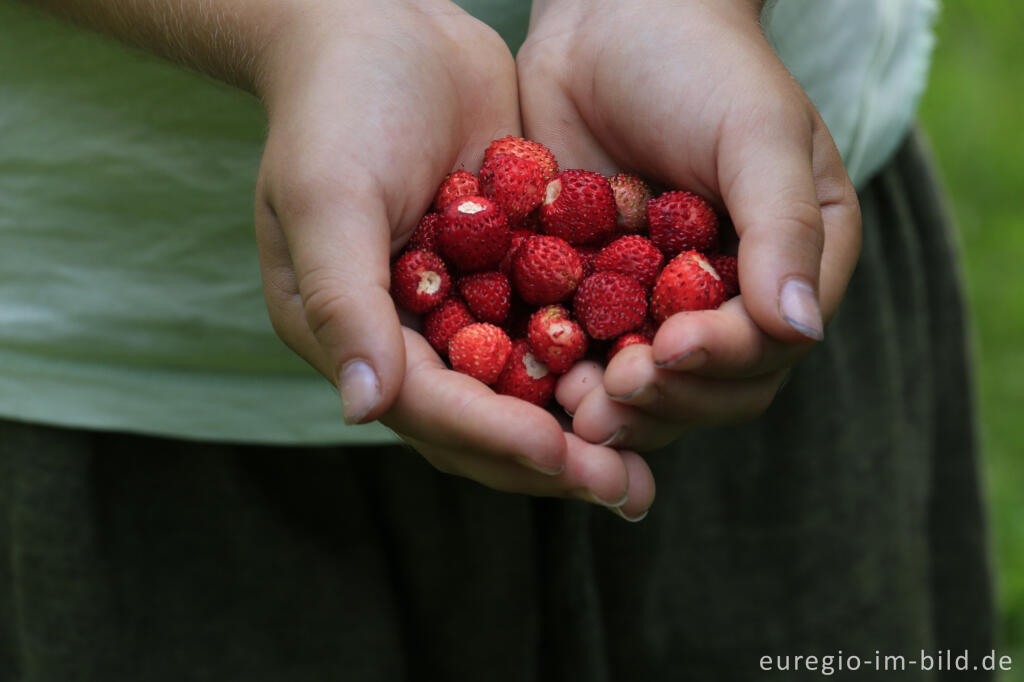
[918, 1, 1024, 677]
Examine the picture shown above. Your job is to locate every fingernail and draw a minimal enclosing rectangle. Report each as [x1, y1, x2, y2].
[514, 456, 565, 476]
[564, 406, 574, 418]
[779, 278, 824, 341]
[339, 359, 381, 425]
[608, 384, 654, 403]
[580, 488, 630, 508]
[610, 505, 649, 523]
[598, 426, 627, 448]
[654, 347, 707, 371]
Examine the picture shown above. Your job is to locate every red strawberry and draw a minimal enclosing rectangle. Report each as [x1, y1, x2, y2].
[511, 235, 584, 305]
[480, 154, 546, 225]
[650, 250, 726, 322]
[458, 271, 511, 325]
[448, 323, 513, 385]
[499, 229, 535, 275]
[390, 250, 451, 314]
[495, 339, 557, 406]
[607, 333, 653, 362]
[483, 136, 558, 182]
[438, 196, 511, 272]
[593, 235, 665, 290]
[433, 170, 480, 212]
[647, 190, 719, 257]
[573, 272, 648, 340]
[527, 305, 588, 374]
[423, 296, 475, 356]
[709, 254, 740, 298]
[608, 173, 652, 234]
[539, 170, 617, 245]
[407, 213, 444, 252]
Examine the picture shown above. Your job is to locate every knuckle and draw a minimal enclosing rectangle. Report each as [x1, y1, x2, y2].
[298, 267, 358, 339]
[772, 197, 826, 257]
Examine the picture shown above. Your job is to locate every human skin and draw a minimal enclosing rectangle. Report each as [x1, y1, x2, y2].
[518, 0, 862, 453]
[23, 0, 655, 519]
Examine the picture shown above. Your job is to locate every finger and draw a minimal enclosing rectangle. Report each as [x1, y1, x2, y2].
[811, 116, 862, 318]
[612, 451, 657, 522]
[554, 360, 605, 417]
[715, 103, 828, 345]
[382, 329, 568, 474]
[600, 342, 788, 424]
[572, 386, 684, 452]
[264, 181, 406, 426]
[410, 431, 642, 510]
[642, 297, 795, 379]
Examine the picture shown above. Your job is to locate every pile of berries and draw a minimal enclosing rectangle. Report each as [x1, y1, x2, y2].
[390, 136, 739, 408]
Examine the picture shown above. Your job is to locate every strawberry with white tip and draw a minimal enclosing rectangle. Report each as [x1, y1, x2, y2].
[438, 196, 511, 272]
[650, 250, 726, 322]
[390, 250, 451, 314]
[539, 169, 617, 245]
[527, 305, 588, 374]
[495, 339, 557, 406]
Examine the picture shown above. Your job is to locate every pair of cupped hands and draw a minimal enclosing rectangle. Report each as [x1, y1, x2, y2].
[252, 0, 861, 520]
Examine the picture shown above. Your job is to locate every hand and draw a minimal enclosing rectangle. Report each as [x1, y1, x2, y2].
[253, 1, 654, 516]
[518, 0, 862, 450]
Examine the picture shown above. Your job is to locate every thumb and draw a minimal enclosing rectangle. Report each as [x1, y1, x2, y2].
[262, 192, 406, 425]
[718, 113, 827, 345]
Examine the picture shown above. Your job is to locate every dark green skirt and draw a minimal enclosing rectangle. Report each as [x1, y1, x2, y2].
[0, 131, 993, 681]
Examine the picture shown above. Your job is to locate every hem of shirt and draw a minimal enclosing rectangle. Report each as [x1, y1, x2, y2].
[0, 348, 402, 446]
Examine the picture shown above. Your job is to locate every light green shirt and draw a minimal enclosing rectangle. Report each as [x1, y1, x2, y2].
[0, 0, 936, 444]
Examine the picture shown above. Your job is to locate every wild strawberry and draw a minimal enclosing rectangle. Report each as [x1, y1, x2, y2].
[608, 173, 652, 234]
[495, 339, 557, 407]
[527, 305, 588, 374]
[483, 136, 558, 182]
[433, 170, 480, 212]
[572, 272, 648, 340]
[647, 190, 719, 257]
[607, 333, 652, 362]
[709, 254, 740, 298]
[511, 235, 584, 305]
[593, 235, 664, 290]
[407, 213, 444, 253]
[423, 296, 475, 356]
[448, 323, 513, 385]
[458, 271, 511, 325]
[499, 229, 535, 275]
[539, 170, 617, 245]
[390, 250, 451, 314]
[438, 196, 511, 272]
[480, 154, 546, 225]
[650, 250, 726, 322]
